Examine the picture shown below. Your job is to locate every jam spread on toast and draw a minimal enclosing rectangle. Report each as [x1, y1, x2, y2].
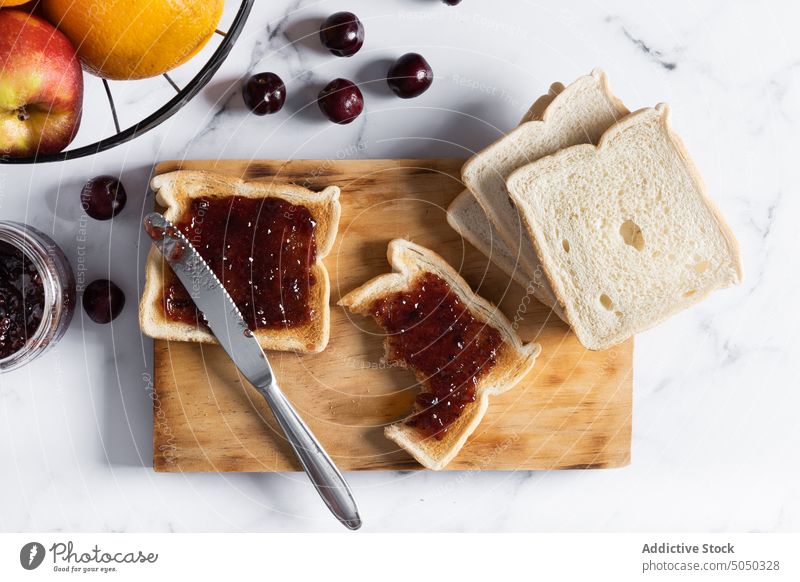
[369, 272, 503, 440]
[0, 241, 45, 359]
[163, 196, 317, 330]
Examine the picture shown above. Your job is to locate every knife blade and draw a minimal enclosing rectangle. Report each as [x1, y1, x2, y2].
[143, 212, 361, 530]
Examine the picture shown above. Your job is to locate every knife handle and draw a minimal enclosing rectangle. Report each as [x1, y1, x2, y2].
[260, 383, 362, 530]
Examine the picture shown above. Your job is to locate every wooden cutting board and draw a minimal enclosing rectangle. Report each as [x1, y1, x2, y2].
[151, 159, 632, 472]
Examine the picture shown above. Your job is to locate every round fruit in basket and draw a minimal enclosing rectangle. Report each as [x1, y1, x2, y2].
[41, 0, 224, 80]
[0, 10, 83, 157]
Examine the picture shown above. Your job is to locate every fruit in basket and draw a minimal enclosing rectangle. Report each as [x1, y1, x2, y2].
[0, 0, 32, 5]
[0, 10, 83, 157]
[41, 0, 224, 80]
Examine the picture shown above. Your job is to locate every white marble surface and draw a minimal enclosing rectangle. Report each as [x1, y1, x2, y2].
[1, 0, 798, 532]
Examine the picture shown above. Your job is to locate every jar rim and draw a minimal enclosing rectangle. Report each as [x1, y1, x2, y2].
[0, 221, 66, 372]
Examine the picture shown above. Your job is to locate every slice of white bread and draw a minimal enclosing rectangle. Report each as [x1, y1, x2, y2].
[140, 170, 341, 353]
[447, 83, 566, 317]
[338, 239, 540, 470]
[461, 69, 629, 292]
[506, 105, 743, 350]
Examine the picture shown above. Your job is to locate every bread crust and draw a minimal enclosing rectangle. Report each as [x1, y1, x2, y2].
[507, 105, 743, 350]
[339, 239, 540, 470]
[446, 189, 568, 322]
[520, 81, 565, 124]
[446, 190, 530, 287]
[447, 82, 564, 319]
[447, 83, 566, 315]
[139, 170, 341, 354]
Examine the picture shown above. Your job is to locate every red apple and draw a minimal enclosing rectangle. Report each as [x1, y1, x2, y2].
[0, 9, 83, 157]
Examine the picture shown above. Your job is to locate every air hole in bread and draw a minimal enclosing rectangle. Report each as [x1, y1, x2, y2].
[694, 260, 710, 273]
[619, 220, 645, 251]
[562, 239, 570, 252]
[683, 289, 697, 298]
[599, 294, 614, 310]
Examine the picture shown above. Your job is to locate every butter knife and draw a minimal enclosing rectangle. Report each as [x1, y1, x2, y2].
[143, 212, 361, 530]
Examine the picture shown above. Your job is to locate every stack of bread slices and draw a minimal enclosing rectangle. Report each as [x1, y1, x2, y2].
[448, 69, 742, 350]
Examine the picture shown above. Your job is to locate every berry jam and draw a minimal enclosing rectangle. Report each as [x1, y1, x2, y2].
[0, 241, 45, 359]
[163, 196, 318, 330]
[369, 272, 503, 440]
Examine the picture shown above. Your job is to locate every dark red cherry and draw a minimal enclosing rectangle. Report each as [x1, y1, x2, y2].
[442, 0, 462, 5]
[317, 79, 364, 124]
[387, 53, 434, 99]
[319, 11, 364, 57]
[243, 72, 286, 115]
[80, 176, 127, 220]
[83, 279, 125, 324]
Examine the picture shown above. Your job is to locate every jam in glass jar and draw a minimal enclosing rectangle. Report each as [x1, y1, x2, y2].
[0, 221, 75, 372]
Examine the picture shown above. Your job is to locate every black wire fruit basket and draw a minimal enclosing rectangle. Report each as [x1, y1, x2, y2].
[1, 0, 254, 165]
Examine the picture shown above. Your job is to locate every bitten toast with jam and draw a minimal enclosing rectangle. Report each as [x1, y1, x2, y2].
[140, 170, 341, 354]
[339, 239, 540, 470]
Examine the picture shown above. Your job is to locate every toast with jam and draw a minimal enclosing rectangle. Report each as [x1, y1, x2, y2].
[339, 239, 540, 470]
[140, 170, 341, 353]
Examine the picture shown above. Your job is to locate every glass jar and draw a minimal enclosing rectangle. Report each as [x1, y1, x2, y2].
[0, 221, 76, 372]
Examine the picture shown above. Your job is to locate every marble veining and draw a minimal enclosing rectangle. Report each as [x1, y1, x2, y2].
[0, 0, 798, 532]
[605, 15, 680, 71]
